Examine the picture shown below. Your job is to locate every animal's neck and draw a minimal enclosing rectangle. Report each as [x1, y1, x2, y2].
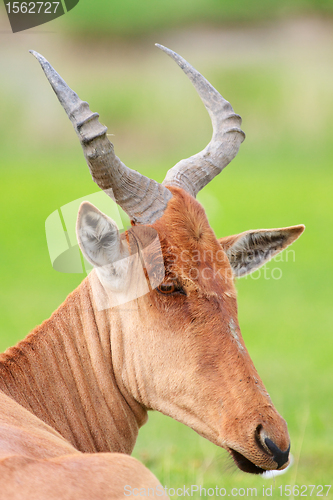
[0, 276, 147, 454]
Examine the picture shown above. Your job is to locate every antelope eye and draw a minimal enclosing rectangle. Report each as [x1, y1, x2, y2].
[157, 282, 176, 294]
[157, 282, 186, 296]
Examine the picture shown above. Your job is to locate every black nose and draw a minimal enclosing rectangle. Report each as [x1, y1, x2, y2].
[265, 438, 290, 469]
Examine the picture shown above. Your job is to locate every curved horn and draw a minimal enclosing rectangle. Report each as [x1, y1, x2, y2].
[156, 44, 245, 198]
[30, 50, 172, 225]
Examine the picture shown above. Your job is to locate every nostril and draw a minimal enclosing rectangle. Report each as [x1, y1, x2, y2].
[255, 424, 267, 453]
[255, 425, 291, 469]
[265, 438, 290, 469]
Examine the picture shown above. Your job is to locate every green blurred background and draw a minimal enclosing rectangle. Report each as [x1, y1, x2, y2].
[0, 1, 332, 497]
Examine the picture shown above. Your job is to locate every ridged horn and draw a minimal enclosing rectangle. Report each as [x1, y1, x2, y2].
[30, 50, 172, 225]
[156, 44, 245, 198]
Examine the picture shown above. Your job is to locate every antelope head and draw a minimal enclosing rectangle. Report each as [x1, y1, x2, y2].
[31, 45, 304, 474]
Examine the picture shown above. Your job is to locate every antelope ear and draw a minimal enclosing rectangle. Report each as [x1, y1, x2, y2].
[76, 202, 128, 268]
[219, 225, 305, 277]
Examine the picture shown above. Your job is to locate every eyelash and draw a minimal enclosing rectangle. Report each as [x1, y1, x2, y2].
[156, 282, 186, 296]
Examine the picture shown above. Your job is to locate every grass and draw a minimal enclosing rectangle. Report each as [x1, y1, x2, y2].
[0, 21, 332, 498]
[57, 0, 333, 38]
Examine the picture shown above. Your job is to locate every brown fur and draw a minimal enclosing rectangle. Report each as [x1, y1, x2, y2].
[0, 187, 301, 497]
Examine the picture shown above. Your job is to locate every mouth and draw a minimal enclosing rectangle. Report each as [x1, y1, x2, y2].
[228, 448, 266, 474]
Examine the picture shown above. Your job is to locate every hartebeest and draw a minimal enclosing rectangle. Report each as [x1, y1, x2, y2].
[0, 45, 304, 498]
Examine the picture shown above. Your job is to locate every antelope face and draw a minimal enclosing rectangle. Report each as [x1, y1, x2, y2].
[148, 188, 302, 474]
[76, 187, 303, 474]
[33, 44, 304, 474]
